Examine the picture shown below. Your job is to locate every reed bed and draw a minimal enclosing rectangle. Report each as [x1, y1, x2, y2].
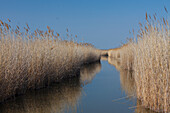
[108, 45, 127, 60]
[135, 100, 158, 113]
[0, 20, 101, 103]
[0, 60, 101, 113]
[108, 43, 134, 70]
[116, 12, 170, 112]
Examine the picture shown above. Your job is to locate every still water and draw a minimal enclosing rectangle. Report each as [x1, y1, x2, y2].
[0, 57, 154, 113]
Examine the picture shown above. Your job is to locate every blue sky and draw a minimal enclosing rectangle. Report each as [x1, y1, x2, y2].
[0, 0, 169, 49]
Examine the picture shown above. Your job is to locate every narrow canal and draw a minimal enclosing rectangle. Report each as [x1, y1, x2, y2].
[0, 57, 154, 113]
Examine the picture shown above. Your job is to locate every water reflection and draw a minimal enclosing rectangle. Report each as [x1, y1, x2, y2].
[0, 62, 101, 113]
[106, 57, 157, 113]
[80, 62, 101, 85]
[107, 57, 136, 97]
[0, 58, 156, 113]
[100, 56, 108, 61]
[135, 100, 157, 113]
[107, 57, 121, 71]
[119, 70, 136, 97]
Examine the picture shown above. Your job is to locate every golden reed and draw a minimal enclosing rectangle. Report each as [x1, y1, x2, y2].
[109, 10, 169, 112]
[0, 20, 101, 103]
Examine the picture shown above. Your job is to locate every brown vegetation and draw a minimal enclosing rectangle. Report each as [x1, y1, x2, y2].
[0, 61, 101, 113]
[108, 44, 128, 60]
[0, 20, 101, 103]
[109, 11, 170, 112]
[133, 14, 170, 112]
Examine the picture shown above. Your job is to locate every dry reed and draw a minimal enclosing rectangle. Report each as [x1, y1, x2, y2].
[0, 20, 101, 103]
[108, 10, 170, 113]
[0, 61, 101, 113]
[133, 14, 170, 112]
[110, 11, 169, 112]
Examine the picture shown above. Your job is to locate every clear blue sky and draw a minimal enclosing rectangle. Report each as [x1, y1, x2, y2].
[0, 0, 169, 49]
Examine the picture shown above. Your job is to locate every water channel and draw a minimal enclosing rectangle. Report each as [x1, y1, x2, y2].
[0, 57, 155, 113]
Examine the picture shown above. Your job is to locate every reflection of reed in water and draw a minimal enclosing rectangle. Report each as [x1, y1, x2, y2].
[108, 57, 135, 97]
[100, 56, 108, 61]
[0, 77, 81, 113]
[80, 61, 101, 84]
[135, 100, 157, 113]
[119, 70, 136, 97]
[107, 57, 121, 71]
[108, 57, 158, 113]
[0, 62, 101, 113]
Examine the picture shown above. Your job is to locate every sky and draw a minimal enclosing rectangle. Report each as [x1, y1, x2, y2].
[0, 0, 169, 49]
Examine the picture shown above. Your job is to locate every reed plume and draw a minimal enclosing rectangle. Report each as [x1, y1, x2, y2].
[0, 19, 101, 103]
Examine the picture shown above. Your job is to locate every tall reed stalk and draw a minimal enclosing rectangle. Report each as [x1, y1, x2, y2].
[134, 15, 169, 112]
[113, 12, 169, 112]
[0, 20, 101, 102]
[0, 62, 101, 113]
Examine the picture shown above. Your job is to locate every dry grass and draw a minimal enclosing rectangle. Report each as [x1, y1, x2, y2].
[135, 100, 158, 113]
[108, 45, 127, 59]
[0, 60, 102, 113]
[108, 43, 134, 70]
[0, 20, 101, 103]
[133, 16, 170, 112]
[109, 12, 169, 112]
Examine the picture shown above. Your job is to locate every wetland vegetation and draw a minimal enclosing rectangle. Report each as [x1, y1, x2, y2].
[108, 11, 170, 112]
[0, 20, 101, 103]
[0, 7, 169, 113]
